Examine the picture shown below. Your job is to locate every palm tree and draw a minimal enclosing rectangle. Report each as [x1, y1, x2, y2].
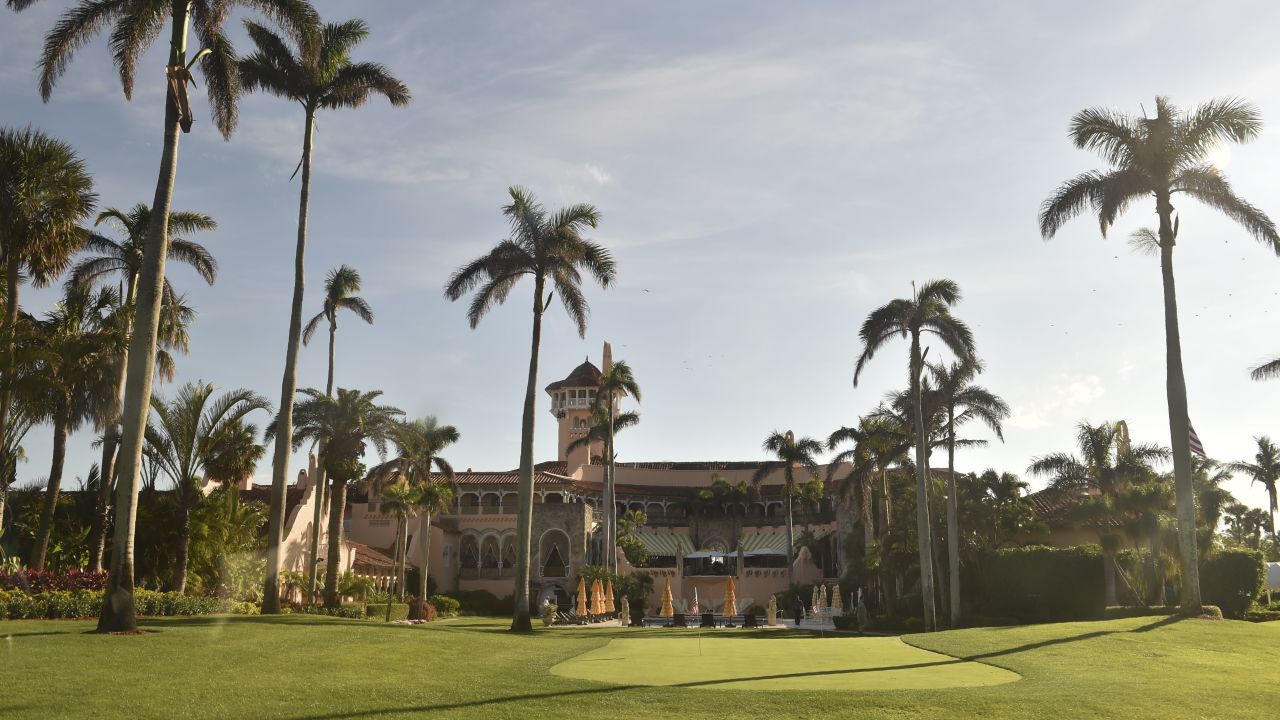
[1039, 97, 1279, 613]
[70, 203, 217, 572]
[144, 381, 271, 593]
[1227, 437, 1280, 537]
[408, 480, 454, 610]
[368, 416, 458, 606]
[927, 357, 1008, 625]
[296, 264, 374, 601]
[29, 285, 123, 569]
[203, 419, 267, 512]
[9, 0, 318, 634]
[1028, 420, 1169, 605]
[568, 404, 639, 565]
[853, 279, 974, 631]
[378, 483, 413, 617]
[238, 16, 409, 614]
[444, 186, 616, 631]
[283, 387, 401, 608]
[0, 126, 96, 538]
[751, 430, 823, 587]
[596, 360, 640, 573]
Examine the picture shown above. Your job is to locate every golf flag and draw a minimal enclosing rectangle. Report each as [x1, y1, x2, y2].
[1188, 420, 1206, 458]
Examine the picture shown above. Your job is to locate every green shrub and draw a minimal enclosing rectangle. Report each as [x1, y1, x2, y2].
[979, 545, 1105, 622]
[367, 602, 410, 621]
[1244, 607, 1280, 623]
[1199, 605, 1224, 620]
[443, 589, 513, 616]
[427, 594, 460, 617]
[832, 614, 860, 631]
[0, 589, 243, 620]
[1103, 605, 1177, 620]
[1200, 549, 1265, 619]
[230, 601, 259, 615]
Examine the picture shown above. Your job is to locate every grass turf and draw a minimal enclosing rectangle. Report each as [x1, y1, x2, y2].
[550, 635, 1019, 690]
[2, 614, 1278, 719]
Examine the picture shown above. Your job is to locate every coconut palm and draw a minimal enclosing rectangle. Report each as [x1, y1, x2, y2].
[1040, 96, 1279, 612]
[568, 404, 640, 566]
[1227, 437, 1280, 537]
[596, 360, 639, 573]
[9, 0, 317, 634]
[297, 264, 373, 601]
[70, 203, 217, 572]
[0, 126, 96, 535]
[751, 430, 823, 587]
[28, 285, 124, 569]
[853, 279, 974, 631]
[367, 416, 458, 607]
[144, 382, 271, 593]
[927, 357, 1009, 625]
[1028, 420, 1169, 605]
[444, 186, 616, 631]
[282, 387, 401, 608]
[238, 17, 409, 613]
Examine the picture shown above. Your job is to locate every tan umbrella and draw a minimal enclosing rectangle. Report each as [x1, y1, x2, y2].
[723, 576, 738, 616]
[591, 579, 601, 615]
[831, 584, 843, 612]
[576, 575, 588, 616]
[594, 579, 605, 615]
[819, 584, 828, 610]
[605, 579, 616, 613]
[811, 585, 820, 614]
[660, 576, 674, 617]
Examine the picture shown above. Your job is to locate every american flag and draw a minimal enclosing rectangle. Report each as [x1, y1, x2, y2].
[1188, 420, 1206, 458]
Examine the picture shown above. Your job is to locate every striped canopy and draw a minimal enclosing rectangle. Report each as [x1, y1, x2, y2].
[634, 532, 694, 557]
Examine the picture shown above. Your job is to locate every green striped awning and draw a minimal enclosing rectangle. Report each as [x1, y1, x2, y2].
[738, 528, 832, 554]
[635, 532, 694, 557]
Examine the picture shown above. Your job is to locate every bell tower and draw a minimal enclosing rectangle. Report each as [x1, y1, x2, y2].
[545, 349, 605, 471]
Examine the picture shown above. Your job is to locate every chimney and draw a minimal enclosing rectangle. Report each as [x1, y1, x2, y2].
[602, 340, 612, 373]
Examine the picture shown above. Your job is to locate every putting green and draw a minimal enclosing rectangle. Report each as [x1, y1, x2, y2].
[551, 634, 1020, 691]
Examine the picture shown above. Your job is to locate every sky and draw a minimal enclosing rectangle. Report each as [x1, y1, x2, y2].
[2, 0, 1279, 513]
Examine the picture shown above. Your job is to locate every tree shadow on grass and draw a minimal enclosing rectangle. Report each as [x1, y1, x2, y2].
[0, 630, 74, 638]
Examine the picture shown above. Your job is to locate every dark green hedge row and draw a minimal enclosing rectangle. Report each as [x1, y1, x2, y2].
[366, 603, 410, 621]
[1200, 549, 1266, 619]
[978, 545, 1106, 622]
[0, 589, 257, 620]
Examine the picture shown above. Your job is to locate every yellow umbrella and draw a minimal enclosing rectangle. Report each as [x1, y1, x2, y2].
[605, 579, 616, 613]
[831, 584, 843, 612]
[723, 576, 737, 616]
[595, 579, 605, 615]
[819, 584, 828, 610]
[590, 579, 600, 615]
[660, 576, 674, 617]
[576, 575, 588, 616]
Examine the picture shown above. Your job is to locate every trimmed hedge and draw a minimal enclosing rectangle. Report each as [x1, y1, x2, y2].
[1244, 607, 1280, 623]
[367, 603, 410, 622]
[0, 589, 255, 620]
[443, 589, 514, 616]
[427, 594, 460, 617]
[979, 545, 1105, 622]
[1200, 549, 1265, 619]
[0, 569, 108, 592]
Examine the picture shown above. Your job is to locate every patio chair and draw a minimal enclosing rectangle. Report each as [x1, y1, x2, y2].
[700, 613, 715, 628]
[673, 613, 687, 628]
[743, 613, 758, 628]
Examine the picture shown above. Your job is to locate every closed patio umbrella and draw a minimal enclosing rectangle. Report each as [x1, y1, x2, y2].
[811, 585, 819, 615]
[819, 584, 828, 612]
[831, 584, 843, 612]
[660, 576, 674, 617]
[724, 576, 737, 616]
[576, 575, 588, 616]
[605, 579, 616, 613]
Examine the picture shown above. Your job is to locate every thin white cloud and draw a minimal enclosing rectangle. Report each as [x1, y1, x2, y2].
[584, 163, 612, 185]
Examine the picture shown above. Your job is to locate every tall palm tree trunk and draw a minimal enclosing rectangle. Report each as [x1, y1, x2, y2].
[785, 482, 796, 587]
[910, 332, 937, 631]
[417, 511, 433, 602]
[97, 4, 188, 633]
[385, 516, 402, 621]
[173, 505, 191, 594]
[31, 409, 69, 569]
[606, 407, 616, 573]
[946, 409, 961, 625]
[0, 255, 22, 511]
[89, 277, 136, 573]
[1157, 197, 1202, 614]
[324, 476, 347, 609]
[264, 107, 316, 614]
[511, 277, 545, 632]
[880, 464, 895, 615]
[306, 318, 337, 604]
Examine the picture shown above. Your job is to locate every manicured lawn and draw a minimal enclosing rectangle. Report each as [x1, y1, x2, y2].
[551, 635, 1019, 690]
[2, 614, 1277, 719]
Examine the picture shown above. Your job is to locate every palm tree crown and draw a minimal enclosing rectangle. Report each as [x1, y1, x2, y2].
[303, 265, 373, 345]
[853, 279, 974, 386]
[72, 204, 217, 300]
[239, 17, 410, 115]
[1226, 436, 1280, 535]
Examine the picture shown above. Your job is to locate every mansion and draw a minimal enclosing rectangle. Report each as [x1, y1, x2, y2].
[264, 343, 1074, 612]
